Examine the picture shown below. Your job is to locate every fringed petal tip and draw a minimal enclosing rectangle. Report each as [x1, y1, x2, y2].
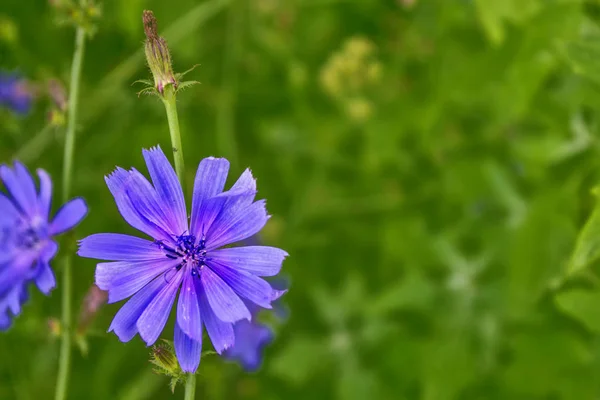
[271, 289, 288, 302]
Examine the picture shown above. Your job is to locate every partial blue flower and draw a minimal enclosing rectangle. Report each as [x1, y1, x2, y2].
[0, 72, 33, 115]
[0, 162, 88, 330]
[225, 274, 289, 371]
[78, 146, 288, 373]
[225, 317, 274, 372]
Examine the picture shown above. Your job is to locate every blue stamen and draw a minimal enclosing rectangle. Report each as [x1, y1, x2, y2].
[157, 234, 207, 277]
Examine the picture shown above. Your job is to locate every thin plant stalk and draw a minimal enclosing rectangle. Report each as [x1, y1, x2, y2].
[55, 19, 87, 400]
[161, 86, 186, 187]
[216, 0, 243, 168]
[184, 374, 197, 400]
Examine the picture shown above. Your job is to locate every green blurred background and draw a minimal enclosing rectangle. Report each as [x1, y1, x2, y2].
[5, 0, 600, 398]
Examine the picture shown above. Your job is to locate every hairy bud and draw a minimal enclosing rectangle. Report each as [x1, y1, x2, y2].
[143, 10, 177, 94]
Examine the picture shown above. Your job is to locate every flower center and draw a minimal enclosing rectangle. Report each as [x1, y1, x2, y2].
[2, 218, 46, 251]
[155, 234, 207, 277]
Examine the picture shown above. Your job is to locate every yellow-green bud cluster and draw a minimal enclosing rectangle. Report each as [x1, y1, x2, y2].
[319, 36, 383, 122]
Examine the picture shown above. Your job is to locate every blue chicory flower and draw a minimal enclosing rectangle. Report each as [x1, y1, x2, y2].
[0, 72, 33, 114]
[224, 260, 289, 371]
[225, 317, 274, 372]
[0, 162, 88, 330]
[78, 146, 288, 373]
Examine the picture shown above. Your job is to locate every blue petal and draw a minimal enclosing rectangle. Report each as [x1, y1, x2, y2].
[49, 197, 87, 235]
[190, 157, 229, 236]
[190, 188, 249, 240]
[174, 322, 202, 373]
[206, 200, 269, 250]
[271, 288, 288, 302]
[34, 241, 58, 295]
[200, 266, 250, 323]
[208, 246, 288, 277]
[105, 168, 171, 242]
[0, 311, 9, 331]
[36, 169, 52, 220]
[230, 169, 256, 193]
[0, 193, 19, 224]
[4, 281, 27, 316]
[142, 147, 187, 235]
[0, 254, 33, 296]
[108, 276, 167, 342]
[124, 169, 181, 238]
[0, 164, 33, 216]
[208, 261, 274, 309]
[226, 319, 273, 372]
[14, 162, 38, 211]
[177, 270, 202, 341]
[137, 269, 183, 345]
[79, 233, 165, 261]
[96, 257, 179, 303]
[198, 286, 234, 354]
[0, 283, 27, 330]
[227, 169, 257, 210]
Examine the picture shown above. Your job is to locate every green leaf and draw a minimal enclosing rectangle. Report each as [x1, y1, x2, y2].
[421, 335, 477, 400]
[563, 34, 600, 85]
[474, 0, 542, 45]
[337, 359, 382, 400]
[555, 288, 600, 332]
[503, 327, 593, 398]
[508, 193, 576, 316]
[568, 189, 600, 275]
[175, 80, 201, 93]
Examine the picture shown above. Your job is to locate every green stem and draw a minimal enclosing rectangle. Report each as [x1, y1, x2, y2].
[184, 374, 197, 400]
[162, 86, 186, 188]
[55, 22, 86, 400]
[216, 0, 243, 167]
[62, 28, 86, 202]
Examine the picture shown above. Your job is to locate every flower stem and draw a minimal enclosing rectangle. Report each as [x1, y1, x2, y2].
[216, 0, 243, 168]
[162, 86, 186, 189]
[62, 29, 86, 202]
[55, 21, 86, 400]
[184, 374, 197, 400]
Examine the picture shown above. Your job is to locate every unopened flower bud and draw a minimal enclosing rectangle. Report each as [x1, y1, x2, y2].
[47, 79, 68, 112]
[77, 284, 107, 335]
[48, 317, 61, 338]
[151, 343, 180, 374]
[143, 10, 177, 94]
[47, 109, 66, 127]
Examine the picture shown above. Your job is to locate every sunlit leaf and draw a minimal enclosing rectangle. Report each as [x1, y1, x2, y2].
[555, 288, 600, 332]
[568, 189, 600, 275]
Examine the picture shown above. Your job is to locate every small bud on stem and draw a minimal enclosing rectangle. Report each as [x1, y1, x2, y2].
[48, 79, 68, 112]
[77, 284, 107, 335]
[143, 10, 177, 94]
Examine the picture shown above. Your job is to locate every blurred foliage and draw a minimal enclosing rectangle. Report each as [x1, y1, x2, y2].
[6, 0, 600, 399]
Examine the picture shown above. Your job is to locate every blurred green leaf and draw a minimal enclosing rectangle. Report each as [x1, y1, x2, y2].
[563, 34, 600, 85]
[508, 193, 576, 316]
[569, 190, 600, 275]
[555, 288, 600, 332]
[270, 337, 328, 385]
